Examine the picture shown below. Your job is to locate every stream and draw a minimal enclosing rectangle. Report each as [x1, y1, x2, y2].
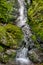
[16, 0, 34, 65]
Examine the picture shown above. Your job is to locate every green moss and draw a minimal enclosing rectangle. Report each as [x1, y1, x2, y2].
[31, 35, 37, 41]
[35, 63, 43, 65]
[3, 54, 9, 63]
[27, 0, 43, 50]
[29, 53, 38, 62]
[5, 24, 23, 41]
[31, 34, 41, 49]
[0, 46, 4, 52]
[0, 26, 6, 44]
[0, 0, 13, 23]
[5, 24, 23, 48]
[0, 24, 23, 48]
[28, 0, 43, 41]
[9, 51, 16, 59]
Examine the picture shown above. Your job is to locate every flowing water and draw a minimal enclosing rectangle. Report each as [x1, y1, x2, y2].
[16, 0, 34, 65]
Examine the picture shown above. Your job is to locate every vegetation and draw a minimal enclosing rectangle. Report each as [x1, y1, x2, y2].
[0, 0, 23, 63]
[35, 63, 43, 65]
[0, 0, 14, 23]
[27, 0, 43, 49]
[0, 0, 43, 64]
[0, 24, 23, 48]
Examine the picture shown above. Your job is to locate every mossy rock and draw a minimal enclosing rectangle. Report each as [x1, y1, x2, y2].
[3, 54, 9, 63]
[29, 49, 43, 63]
[35, 63, 43, 65]
[31, 35, 41, 49]
[0, 46, 4, 52]
[5, 49, 16, 58]
[0, 25, 7, 46]
[31, 35, 37, 42]
[0, 49, 16, 63]
[0, 24, 23, 49]
[28, 0, 43, 41]
[0, 54, 10, 63]
[29, 51, 39, 62]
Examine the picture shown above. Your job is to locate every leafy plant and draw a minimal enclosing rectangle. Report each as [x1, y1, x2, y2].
[28, 0, 43, 41]
[0, 0, 13, 23]
[0, 24, 23, 48]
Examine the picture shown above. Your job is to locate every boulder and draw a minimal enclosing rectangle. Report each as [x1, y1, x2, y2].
[28, 49, 43, 63]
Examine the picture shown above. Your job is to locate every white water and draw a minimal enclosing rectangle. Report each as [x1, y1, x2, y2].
[16, 0, 34, 65]
[17, 0, 27, 27]
[16, 48, 28, 58]
[16, 47, 33, 65]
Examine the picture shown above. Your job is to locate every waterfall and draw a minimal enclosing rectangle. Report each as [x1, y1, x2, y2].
[17, 0, 27, 27]
[16, 0, 34, 65]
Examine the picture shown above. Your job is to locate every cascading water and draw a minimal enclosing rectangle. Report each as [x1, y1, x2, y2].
[17, 0, 27, 27]
[16, 0, 34, 65]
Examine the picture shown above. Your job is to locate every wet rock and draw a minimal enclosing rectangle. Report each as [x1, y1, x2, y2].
[0, 49, 16, 64]
[0, 52, 9, 63]
[0, 23, 23, 64]
[37, 37, 43, 44]
[28, 49, 43, 63]
[5, 49, 16, 56]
